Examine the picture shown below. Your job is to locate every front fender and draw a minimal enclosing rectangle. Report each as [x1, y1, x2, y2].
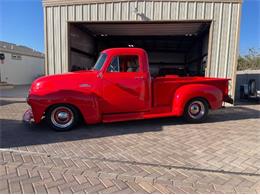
[172, 84, 223, 116]
[28, 90, 101, 124]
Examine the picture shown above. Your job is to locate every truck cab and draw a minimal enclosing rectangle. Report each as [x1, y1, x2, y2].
[94, 48, 151, 114]
[25, 48, 232, 131]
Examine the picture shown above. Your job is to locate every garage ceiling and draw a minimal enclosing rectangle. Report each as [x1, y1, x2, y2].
[70, 22, 210, 54]
[78, 22, 210, 36]
[95, 36, 197, 53]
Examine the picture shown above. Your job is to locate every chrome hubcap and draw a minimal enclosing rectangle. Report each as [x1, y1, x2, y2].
[188, 101, 205, 119]
[51, 106, 74, 128]
[57, 112, 69, 121]
[190, 104, 200, 115]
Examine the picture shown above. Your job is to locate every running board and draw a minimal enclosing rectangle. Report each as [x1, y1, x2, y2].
[102, 111, 176, 123]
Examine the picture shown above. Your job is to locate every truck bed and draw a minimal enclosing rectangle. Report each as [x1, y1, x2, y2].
[152, 76, 229, 107]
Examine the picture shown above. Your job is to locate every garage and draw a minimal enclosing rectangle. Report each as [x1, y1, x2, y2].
[43, 0, 242, 97]
[69, 21, 210, 77]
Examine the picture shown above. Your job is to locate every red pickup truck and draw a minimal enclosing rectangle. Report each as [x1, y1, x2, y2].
[24, 48, 232, 131]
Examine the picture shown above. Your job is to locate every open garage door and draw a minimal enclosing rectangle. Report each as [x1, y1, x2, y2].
[68, 21, 210, 77]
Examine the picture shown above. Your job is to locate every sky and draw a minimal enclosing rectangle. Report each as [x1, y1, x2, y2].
[0, 0, 259, 55]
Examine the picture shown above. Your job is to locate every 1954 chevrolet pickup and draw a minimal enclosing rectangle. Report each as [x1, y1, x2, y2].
[24, 48, 233, 131]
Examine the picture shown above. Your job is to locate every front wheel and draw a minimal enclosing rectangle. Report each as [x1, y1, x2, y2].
[46, 105, 79, 131]
[184, 98, 209, 123]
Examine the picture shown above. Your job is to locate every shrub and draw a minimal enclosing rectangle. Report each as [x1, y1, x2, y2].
[237, 48, 260, 70]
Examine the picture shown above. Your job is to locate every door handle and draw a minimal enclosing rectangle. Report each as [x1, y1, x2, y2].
[134, 76, 144, 79]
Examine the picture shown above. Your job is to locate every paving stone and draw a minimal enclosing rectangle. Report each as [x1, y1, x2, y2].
[99, 178, 115, 188]
[0, 188, 9, 193]
[99, 185, 120, 193]
[8, 180, 22, 193]
[113, 178, 129, 190]
[125, 181, 148, 193]
[85, 183, 106, 193]
[0, 180, 8, 191]
[114, 187, 135, 194]
[117, 173, 136, 182]
[70, 182, 92, 193]
[74, 175, 88, 185]
[46, 186, 60, 194]
[33, 183, 47, 194]
[20, 182, 35, 194]
[153, 183, 172, 193]
[138, 181, 156, 193]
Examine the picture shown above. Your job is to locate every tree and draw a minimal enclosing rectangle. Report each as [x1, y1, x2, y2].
[237, 48, 260, 70]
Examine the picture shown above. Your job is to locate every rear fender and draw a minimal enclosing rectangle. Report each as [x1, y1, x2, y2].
[172, 84, 223, 116]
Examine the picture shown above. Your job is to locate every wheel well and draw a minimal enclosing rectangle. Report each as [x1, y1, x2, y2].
[45, 103, 83, 120]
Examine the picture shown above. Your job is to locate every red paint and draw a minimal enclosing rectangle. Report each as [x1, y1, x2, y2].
[27, 48, 231, 124]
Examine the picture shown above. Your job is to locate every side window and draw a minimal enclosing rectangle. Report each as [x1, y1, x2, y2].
[107, 56, 120, 72]
[107, 55, 139, 72]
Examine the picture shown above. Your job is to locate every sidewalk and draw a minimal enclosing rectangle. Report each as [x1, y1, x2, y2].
[0, 85, 30, 101]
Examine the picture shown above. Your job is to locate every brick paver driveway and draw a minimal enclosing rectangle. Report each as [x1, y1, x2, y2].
[0, 99, 260, 193]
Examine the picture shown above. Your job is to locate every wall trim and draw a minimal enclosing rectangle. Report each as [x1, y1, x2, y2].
[43, 0, 242, 7]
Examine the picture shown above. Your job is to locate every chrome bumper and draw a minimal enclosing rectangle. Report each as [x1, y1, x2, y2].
[23, 109, 34, 124]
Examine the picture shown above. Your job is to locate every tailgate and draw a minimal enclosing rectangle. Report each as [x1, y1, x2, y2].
[205, 78, 233, 104]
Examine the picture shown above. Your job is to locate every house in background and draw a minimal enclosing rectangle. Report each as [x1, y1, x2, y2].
[0, 41, 45, 85]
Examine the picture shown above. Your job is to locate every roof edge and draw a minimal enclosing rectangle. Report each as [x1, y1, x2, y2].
[0, 48, 45, 59]
[43, 0, 242, 7]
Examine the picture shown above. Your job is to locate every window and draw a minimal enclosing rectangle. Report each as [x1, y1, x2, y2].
[107, 55, 139, 72]
[11, 54, 22, 60]
[108, 57, 120, 72]
[0, 53, 5, 60]
[92, 53, 107, 70]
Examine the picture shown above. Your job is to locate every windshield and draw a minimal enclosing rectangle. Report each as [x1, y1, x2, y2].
[92, 53, 107, 70]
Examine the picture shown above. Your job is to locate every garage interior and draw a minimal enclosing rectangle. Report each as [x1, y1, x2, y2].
[69, 22, 210, 77]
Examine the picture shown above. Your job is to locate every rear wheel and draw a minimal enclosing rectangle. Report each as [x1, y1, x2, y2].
[46, 105, 79, 131]
[184, 98, 209, 123]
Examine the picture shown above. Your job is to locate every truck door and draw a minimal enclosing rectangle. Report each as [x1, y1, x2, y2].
[102, 55, 150, 114]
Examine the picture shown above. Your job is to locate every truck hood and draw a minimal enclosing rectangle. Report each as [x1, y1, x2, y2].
[30, 70, 99, 95]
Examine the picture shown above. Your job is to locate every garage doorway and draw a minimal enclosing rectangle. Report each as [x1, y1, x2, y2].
[68, 21, 211, 77]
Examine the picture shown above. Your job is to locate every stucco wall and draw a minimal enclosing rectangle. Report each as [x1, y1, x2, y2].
[0, 52, 45, 85]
